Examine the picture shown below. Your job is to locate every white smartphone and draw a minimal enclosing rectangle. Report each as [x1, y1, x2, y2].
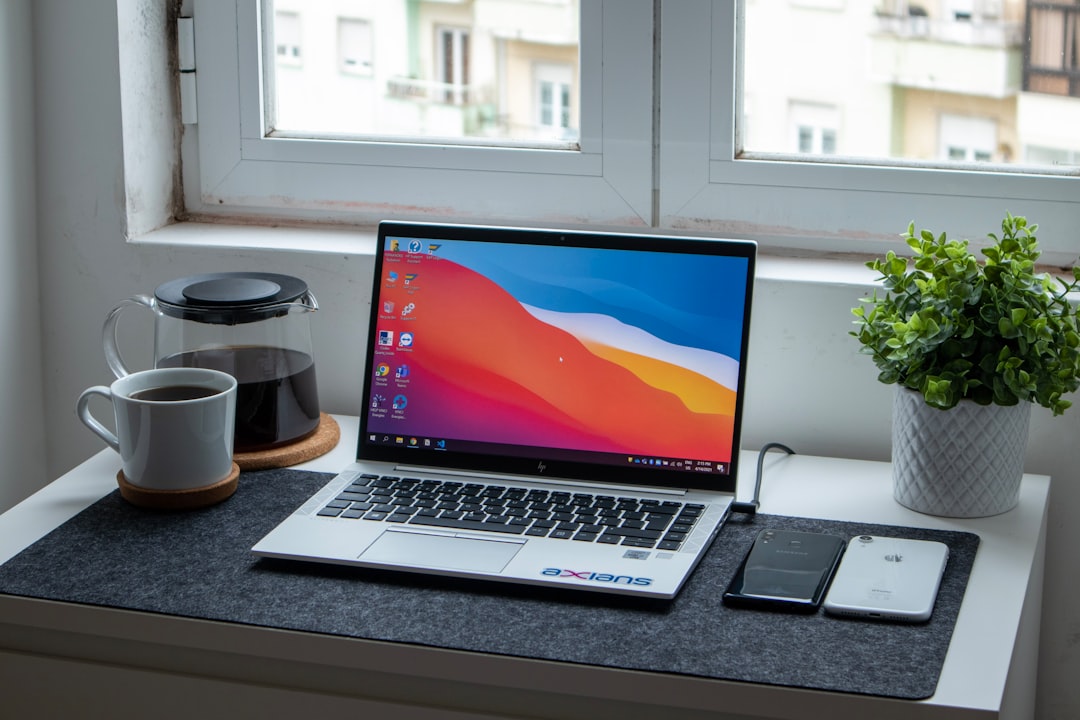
[823, 535, 949, 622]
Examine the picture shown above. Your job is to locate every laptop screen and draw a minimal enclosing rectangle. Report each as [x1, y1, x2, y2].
[359, 223, 756, 492]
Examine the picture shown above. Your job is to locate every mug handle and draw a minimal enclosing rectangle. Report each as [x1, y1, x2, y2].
[103, 294, 154, 378]
[76, 386, 120, 453]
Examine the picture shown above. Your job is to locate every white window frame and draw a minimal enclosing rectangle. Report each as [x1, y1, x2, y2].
[184, 0, 653, 228]
[185, 0, 1080, 264]
[658, 1, 1080, 264]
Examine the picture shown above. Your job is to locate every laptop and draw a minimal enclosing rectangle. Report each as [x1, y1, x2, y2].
[253, 221, 757, 599]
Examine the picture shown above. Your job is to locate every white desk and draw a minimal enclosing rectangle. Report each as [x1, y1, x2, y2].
[0, 416, 1047, 719]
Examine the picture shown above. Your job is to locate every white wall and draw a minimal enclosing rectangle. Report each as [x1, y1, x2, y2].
[19, 1, 1080, 718]
[0, 0, 47, 512]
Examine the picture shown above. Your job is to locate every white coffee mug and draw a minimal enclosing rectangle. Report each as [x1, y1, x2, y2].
[77, 367, 237, 490]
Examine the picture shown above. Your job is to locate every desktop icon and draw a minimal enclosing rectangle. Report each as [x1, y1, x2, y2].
[378, 330, 394, 347]
[393, 394, 408, 410]
[375, 363, 390, 377]
[399, 332, 414, 348]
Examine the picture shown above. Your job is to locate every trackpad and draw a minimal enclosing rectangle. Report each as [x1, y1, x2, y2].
[360, 529, 524, 573]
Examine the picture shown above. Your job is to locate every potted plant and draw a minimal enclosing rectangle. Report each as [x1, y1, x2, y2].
[851, 212, 1080, 516]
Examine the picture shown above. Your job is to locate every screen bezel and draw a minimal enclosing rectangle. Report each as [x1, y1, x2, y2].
[357, 221, 756, 493]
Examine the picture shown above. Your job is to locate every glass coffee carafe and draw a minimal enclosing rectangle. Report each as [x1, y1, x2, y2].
[103, 272, 321, 452]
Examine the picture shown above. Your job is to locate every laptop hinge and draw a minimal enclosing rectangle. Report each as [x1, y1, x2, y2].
[391, 465, 688, 497]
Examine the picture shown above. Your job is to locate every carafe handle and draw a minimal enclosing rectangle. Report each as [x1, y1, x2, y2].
[103, 294, 154, 378]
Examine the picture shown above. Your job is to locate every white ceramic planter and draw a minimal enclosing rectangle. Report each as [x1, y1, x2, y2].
[891, 385, 1031, 518]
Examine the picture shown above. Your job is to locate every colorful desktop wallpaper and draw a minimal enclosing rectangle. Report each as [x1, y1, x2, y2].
[369, 237, 750, 465]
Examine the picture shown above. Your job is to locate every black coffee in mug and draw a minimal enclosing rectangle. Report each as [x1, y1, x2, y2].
[130, 385, 223, 402]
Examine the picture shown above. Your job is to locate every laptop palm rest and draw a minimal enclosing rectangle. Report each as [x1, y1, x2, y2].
[360, 528, 524, 573]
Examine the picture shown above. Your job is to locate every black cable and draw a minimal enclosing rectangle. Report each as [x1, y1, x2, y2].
[730, 442, 796, 516]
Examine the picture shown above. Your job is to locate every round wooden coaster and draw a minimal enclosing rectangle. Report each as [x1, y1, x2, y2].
[117, 462, 240, 510]
[233, 413, 341, 471]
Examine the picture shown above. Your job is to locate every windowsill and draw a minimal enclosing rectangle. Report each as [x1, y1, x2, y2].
[134, 220, 880, 288]
[135, 221, 381, 257]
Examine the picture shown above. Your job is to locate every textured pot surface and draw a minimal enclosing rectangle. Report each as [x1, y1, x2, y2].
[891, 386, 1031, 518]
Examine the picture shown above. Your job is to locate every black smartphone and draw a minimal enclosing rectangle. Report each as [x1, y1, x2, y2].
[722, 529, 846, 612]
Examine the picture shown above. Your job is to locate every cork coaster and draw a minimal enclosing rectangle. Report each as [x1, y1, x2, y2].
[117, 462, 240, 510]
[233, 413, 341, 471]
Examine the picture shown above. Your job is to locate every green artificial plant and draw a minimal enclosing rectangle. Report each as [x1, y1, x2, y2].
[852, 212, 1080, 415]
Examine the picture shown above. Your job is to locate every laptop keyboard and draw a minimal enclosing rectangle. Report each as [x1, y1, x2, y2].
[316, 474, 705, 551]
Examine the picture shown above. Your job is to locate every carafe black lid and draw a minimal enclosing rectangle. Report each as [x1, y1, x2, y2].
[154, 272, 310, 324]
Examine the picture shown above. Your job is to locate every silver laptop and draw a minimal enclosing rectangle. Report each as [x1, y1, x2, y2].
[253, 222, 757, 599]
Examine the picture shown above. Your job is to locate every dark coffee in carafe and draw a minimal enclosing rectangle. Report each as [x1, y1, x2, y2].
[160, 346, 319, 451]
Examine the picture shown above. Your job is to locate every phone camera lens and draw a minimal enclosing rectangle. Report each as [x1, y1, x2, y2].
[858, 535, 874, 543]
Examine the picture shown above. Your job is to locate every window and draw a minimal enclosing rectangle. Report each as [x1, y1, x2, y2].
[338, 18, 374, 76]
[790, 102, 839, 155]
[939, 114, 997, 163]
[274, 10, 301, 66]
[535, 63, 575, 140]
[184, 1, 1080, 264]
[186, 0, 636, 228]
[437, 26, 470, 105]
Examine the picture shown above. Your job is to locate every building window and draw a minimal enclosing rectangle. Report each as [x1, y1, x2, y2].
[274, 10, 301, 66]
[339, 18, 374, 76]
[939, 114, 997, 162]
[790, 102, 840, 155]
[535, 63, 574, 140]
[437, 26, 470, 106]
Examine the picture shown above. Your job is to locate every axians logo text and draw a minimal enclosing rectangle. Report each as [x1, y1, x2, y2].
[542, 568, 653, 586]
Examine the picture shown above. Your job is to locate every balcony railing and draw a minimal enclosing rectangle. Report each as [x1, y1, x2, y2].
[387, 77, 479, 107]
[1025, 2, 1080, 98]
[874, 12, 1024, 47]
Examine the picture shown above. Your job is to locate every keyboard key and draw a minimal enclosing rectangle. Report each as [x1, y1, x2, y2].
[604, 526, 662, 541]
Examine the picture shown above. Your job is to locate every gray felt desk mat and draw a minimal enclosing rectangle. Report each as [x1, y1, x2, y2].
[0, 468, 979, 701]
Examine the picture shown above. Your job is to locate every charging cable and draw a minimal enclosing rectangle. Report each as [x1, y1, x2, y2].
[730, 442, 796, 516]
